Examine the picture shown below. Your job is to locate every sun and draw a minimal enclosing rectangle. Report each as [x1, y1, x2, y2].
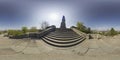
[49, 13, 59, 20]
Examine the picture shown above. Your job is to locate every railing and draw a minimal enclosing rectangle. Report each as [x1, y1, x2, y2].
[38, 25, 56, 38]
[29, 25, 56, 39]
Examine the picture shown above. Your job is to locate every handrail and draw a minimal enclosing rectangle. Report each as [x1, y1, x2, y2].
[29, 25, 56, 38]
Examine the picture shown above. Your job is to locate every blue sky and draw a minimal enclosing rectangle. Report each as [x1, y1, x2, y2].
[0, 0, 120, 30]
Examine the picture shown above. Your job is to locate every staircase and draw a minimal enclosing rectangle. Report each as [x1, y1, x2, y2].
[41, 29, 86, 48]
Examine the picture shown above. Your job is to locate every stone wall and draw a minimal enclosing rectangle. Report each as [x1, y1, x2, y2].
[29, 25, 56, 39]
[71, 28, 87, 39]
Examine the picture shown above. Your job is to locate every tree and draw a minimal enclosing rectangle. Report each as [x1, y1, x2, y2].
[29, 27, 38, 32]
[107, 28, 118, 36]
[22, 27, 28, 34]
[70, 26, 76, 28]
[0, 29, 1, 34]
[41, 21, 49, 30]
[76, 22, 84, 30]
[87, 27, 92, 34]
[76, 21, 87, 33]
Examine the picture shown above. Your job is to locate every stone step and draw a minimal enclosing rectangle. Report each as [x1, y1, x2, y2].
[50, 32, 76, 34]
[49, 30, 79, 36]
[48, 34, 77, 36]
[46, 35, 79, 38]
[45, 35, 81, 40]
[43, 36, 83, 44]
[41, 37, 85, 47]
[41, 28, 86, 47]
[47, 33, 79, 37]
[47, 33, 78, 37]
[48, 32, 77, 34]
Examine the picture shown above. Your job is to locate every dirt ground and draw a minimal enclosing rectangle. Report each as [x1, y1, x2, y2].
[0, 34, 120, 60]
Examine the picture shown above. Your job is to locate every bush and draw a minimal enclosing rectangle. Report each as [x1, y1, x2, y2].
[86, 27, 92, 34]
[0, 32, 2, 34]
[70, 26, 76, 28]
[99, 28, 118, 36]
[76, 22, 92, 34]
[29, 27, 38, 32]
[106, 28, 118, 36]
[0, 31, 7, 34]
[8, 30, 24, 36]
[99, 31, 106, 35]
[22, 27, 28, 34]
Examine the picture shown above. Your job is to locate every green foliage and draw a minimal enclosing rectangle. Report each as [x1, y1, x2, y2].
[86, 27, 92, 34]
[99, 31, 106, 35]
[0, 31, 2, 34]
[8, 30, 24, 36]
[22, 27, 28, 34]
[70, 26, 76, 28]
[99, 28, 118, 36]
[0, 31, 7, 34]
[76, 22, 84, 30]
[29, 27, 38, 32]
[76, 21, 92, 34]
[106, 28, 118, 36]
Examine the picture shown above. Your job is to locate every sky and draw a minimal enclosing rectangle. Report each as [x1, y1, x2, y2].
[0, 0, 120, 30]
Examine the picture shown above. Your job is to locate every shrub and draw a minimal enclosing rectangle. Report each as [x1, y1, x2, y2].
[86, 27, 92, 34]
[29, 27, 38, 32]
[8, 30, 24, 36]
[22, 27, 28, 34]
[70, 26, 76, 28]
[0, 31, 2, 34]
[106, 28, 118, 36]
[76, 21, 92, 34]
[99, 28, 118, 36]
